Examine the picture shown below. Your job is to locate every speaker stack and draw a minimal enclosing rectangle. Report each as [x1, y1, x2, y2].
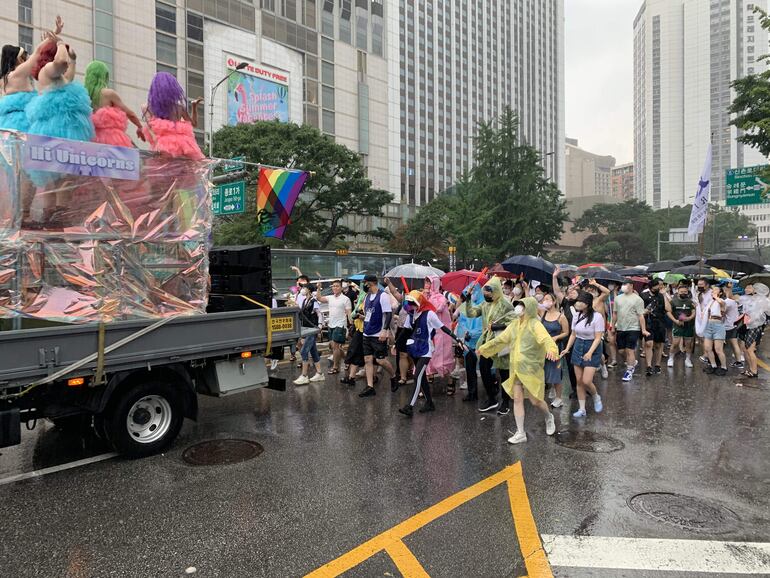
[207, 245, 273, 313]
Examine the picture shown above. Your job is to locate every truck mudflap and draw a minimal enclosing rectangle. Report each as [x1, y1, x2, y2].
[0, 408, 21, 448]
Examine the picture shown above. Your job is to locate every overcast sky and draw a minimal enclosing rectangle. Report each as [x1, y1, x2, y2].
[565, 0, 640, 164]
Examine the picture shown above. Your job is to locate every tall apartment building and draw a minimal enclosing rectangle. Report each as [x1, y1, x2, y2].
[564, 138, 615, 199]
[633, 0, 769, 219]
[394, 0, 565, 209]
[611, 163, 634, 199]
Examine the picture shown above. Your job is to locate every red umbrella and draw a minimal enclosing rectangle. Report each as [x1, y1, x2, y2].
[488, 263, 516, 279]
[441, 269, 490, 294]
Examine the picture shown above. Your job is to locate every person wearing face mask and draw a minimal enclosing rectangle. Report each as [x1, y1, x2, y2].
[294, 285, 325, 385]
[553, 267, 580, 398]
[702, 285, 728, 375]
[398, 291, 466, 416]
[478, 296, 559, 444]
[722, 284, 744, 369]
[539, 292, 569, 407]
[604, 282, 619, 369]
[738, 283, 770, 378]
[502, 279, 515, 303]
[641, 278, 668, 376]
[614, 281, 649, 381]
[583, 280, 611, 379]
[694, 277, 714, 363]
[454, 282, 484, 402]
[358, 274, 396, 397]
[665, 281, 696, 369]
[423, 276, 456, 385]
[464, 276, 516, 413]
[561, 292, 605, 418]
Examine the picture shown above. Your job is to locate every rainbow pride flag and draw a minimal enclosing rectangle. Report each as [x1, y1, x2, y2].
[256, 167, 308, 239]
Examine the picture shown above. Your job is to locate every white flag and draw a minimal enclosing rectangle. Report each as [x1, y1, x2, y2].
[688, 144, 712, 236]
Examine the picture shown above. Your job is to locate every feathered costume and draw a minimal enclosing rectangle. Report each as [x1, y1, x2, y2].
[92, 106, 133, 147]
[0, 91, 36, 132]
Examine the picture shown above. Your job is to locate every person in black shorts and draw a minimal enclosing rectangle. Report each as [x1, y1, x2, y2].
[358, 274, 396, 397]
[642, 278, 667, 376]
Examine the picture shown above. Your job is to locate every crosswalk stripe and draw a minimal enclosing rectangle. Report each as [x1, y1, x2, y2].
[542, 534, 770, 574]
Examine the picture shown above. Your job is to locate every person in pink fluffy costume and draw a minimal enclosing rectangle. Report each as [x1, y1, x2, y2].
[424, 275, 455, 380]
[141, 72, 204, 160]
[84, 60, 144, 147]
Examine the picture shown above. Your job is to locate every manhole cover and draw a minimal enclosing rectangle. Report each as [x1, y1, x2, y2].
[554, 430, 624, 453]
[182, 439, 263, 466]
[628, 492, 740, 534]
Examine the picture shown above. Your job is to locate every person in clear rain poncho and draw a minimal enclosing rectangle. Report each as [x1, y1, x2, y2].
[464, 276, 516, 414]
[478, 296, 559, 444]
[739, 282, 770, 378]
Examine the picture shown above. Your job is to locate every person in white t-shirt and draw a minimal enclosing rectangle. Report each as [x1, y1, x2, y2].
[316, 279, 352, 374]
[723, 284, 744, 368]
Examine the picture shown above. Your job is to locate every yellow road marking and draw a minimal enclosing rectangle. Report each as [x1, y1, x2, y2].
[384, 540, 430, 578]
[305, 462, 552, 577]
[508, 471, 554, 578]
[756, 358, 770, 372]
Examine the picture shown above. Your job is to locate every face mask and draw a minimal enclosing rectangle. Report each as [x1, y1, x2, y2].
[513, 287, 523, 297]
[514, 304, 525, 316]
[543, 301, 554, 310]
[607, 284, 616, 291]
[301, 287, 309, 296]
[404, 302, 415, 314]
[535, 293, 544, 302]
[342, 283, 349, 290]
[697, 286, 705, 293]
[575, 302, 588, 311]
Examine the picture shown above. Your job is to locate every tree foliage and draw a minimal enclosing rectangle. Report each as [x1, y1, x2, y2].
[389, 108, 568, 263]
[564, 200, 756, 263]
[212, 121, 393, 249]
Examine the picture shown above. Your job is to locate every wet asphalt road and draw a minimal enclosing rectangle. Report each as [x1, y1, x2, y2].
[0, 347, 769, 578]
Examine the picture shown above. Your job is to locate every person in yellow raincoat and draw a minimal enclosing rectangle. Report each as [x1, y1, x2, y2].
[478, 296, 559, 444]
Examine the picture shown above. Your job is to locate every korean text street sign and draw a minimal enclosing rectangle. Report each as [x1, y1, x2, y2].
[725, 165, 770, 206]
[213, 180, 246, 215]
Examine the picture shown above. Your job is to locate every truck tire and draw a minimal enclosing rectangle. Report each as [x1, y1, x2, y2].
[104, 381, 184, 458]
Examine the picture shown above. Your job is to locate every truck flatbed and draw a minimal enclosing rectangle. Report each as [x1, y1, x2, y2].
[0, 308, 302, 387]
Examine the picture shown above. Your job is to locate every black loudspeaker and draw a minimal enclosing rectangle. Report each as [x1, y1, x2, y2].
[206, 293, 272, 313]
[209, 245, 271, 273]
[210, 270, 272, 294]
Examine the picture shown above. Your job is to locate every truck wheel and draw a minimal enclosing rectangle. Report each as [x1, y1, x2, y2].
[104, 381, 184, 458]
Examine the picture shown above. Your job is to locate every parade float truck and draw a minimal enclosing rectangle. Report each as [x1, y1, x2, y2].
[0, 131, 301, 457]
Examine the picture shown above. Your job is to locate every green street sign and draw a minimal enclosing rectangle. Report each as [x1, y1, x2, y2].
[213, 180, 246, 215]
[726, 164, 770, 206]
[222, 155, 245, 173]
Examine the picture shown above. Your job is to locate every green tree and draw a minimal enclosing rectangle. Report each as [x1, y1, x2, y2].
[731, 6, 770, 179]
[212, 121, 393, 249]
[391, 108, 567, 263]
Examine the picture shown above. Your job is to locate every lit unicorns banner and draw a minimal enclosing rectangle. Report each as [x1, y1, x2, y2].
[226, 58, 290, 124]
[256, 167, 308, 239]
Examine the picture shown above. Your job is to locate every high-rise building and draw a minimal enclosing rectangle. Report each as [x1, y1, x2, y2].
[633, 0, 769, 210]
[611, 163, 635, 199]
[394, 0, 565, 210]
[565, 138, 615, 199]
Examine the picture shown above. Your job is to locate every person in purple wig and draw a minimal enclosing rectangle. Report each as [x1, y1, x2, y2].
[141, 71, 204, 159]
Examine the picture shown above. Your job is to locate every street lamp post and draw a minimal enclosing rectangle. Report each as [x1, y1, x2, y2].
[208, 62, 248, 157]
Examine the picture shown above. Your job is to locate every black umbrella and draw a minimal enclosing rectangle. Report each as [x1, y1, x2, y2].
[645, 260, 684, 273]
[501, 255, 555, 285]
[583, 270, 626, 285]
[705, 253, 763, 275]
[616, 266, 648, 276]
[679, 255, 704, 266]
[669, 262, 714, 277]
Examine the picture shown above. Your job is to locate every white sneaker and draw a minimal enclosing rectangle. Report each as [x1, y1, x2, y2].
[551, 398, 563, 408]
[459, 381, 468, 390]
[327, 355, 334, 362]
[270, 359, 279, 370]
[545, 413, 556, 436]
[685, 356, 694, 368]
[450, 368, 462, 379]
[356, 369, 365, 377]
[294, 375, 310, 385]
[309, 373, 325, 382]
[667, 356, 675, 368]
[548, 388, 556, 400]
[507, 431, 528, 444]
[600, 364, 608, 379]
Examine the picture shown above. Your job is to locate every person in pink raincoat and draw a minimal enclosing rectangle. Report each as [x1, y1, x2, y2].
[424, 276, 455, 379]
